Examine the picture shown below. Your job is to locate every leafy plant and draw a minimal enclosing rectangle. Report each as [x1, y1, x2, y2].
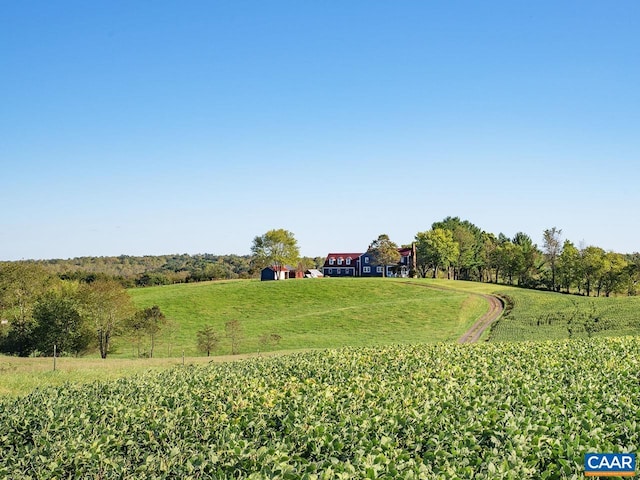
[1, 338, 638, 478]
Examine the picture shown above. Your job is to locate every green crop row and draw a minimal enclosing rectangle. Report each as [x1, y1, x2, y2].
[1, 338, 639, 479]
[488, 288, 640, 342]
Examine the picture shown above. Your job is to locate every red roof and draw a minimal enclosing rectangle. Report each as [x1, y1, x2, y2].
[323, 253, 362, 267]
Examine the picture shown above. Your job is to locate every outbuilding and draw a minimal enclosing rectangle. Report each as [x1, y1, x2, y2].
[305, 269, 324, 278]
[260, 266, 290, 281]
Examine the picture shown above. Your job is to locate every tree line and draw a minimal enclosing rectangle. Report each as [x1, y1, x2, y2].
[413, 217, 640, 296]
[9, 253, 325, 288]
[0, 263, 168, 358]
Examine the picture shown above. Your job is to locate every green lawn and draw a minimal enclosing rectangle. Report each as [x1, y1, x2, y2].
[126, 278, 488, 357]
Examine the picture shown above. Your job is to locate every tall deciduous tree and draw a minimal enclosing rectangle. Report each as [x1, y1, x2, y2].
[196, 325, 220, 357]
[129, 305, 167, 358]
[601, 252, 627, 297]
[77, 279, 136, 359]
[624, 253, 640, 296]
[580, 246, 605, 297]
[490, 234, 509, 284]
[141, 305, 166, 358]
[0, 263, 55, 356]
[367, 234, 400, 278]
[512, 232, 541, 287]
[557, 240, 581, 293]
[415, 228, 459, 279]
[543, 227, 563, 291]
[251, 229, 300, 279]
[477, 232, 498, 283]
[225, 319, 243, 355]
[31, 289, 93, 357]
[431, 217, 482, 280]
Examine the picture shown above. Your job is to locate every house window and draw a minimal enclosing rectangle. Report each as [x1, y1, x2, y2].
[376, 266, 383, 273]
[337, 258, 343, 265]
[364, 257, 369, 264]
[329, 258, 334, 265]
[363, 266, 371, 273]
[337, 268, 342, 275]
[346, 257, 351, 265]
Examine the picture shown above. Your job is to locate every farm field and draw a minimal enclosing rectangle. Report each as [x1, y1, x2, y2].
[2, 338, 638, 479]
[0, 351, 293, 398]
[126, 278, 488, 357]
[403, 279, 640, 342]
[487, 288, 640, 342]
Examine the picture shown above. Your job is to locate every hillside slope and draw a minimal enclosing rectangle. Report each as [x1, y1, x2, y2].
[127, 278, 488, 356]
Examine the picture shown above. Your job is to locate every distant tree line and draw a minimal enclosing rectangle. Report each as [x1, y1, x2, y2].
[9, 253, 325, 288]
[413, 217, 640, 296]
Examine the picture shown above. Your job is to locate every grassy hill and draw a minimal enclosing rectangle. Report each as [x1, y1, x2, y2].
[126, 278, 488, 357]
[3, 277, 640, 397]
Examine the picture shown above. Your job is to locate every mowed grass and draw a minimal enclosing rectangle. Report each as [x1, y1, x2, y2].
[126, 278, 488, 357]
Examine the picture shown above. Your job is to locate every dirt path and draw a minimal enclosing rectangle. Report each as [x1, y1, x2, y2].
[456, 293, 504, 343]
[399, 282, 504, 343]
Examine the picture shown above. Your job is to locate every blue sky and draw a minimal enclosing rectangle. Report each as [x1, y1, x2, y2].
[2, 1, 639, 260]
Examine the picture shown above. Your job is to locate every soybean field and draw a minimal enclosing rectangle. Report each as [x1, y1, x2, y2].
[1, 338, 639, 479]
[487, 288, 640, 342]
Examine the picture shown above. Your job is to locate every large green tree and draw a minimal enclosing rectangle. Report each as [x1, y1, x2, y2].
[251, 229, 300, 279]
[0, 263, 55, 356]
[557, 240, 582, 293]
[367, 234, 400, 278]
[512, 232, 541, 287]
[431, 217, 482, 280]
[77, 279, 136, 359]
[477, 232, 498, 283]
[601, 252, 628, 297]
[415, 228, 459, 279]
[128, 305, 167, 358]
[31, 288, 93, 357]
[580, 246, 605, 297]
[489, 233, 511, 283]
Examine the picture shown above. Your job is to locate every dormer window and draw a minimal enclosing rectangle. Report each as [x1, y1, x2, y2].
[337, 258, 343, 265]
[346, 257, 351, 265]
[329, 258, 334, 265]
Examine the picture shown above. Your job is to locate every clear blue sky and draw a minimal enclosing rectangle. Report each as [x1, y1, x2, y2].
[2, 1, 639, 260]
